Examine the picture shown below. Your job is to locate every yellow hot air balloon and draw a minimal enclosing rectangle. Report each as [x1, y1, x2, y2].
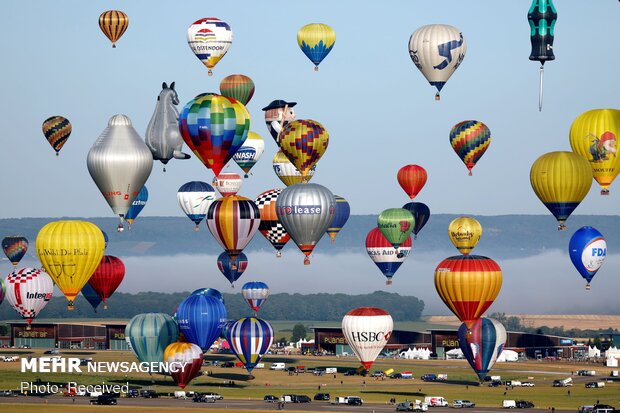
[530, 151, 593, 231]
[297, 23, 336, 71]
[36, 221, 105, 310]
[569, 109, 620, 195]
[99, 10, 129, 48]
[448, 216, 482, 255]
[277, 119, 328, 180]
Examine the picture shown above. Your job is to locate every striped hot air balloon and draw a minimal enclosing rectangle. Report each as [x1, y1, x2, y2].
[297, 23, 336, 71]
[227, 317, 274, 375]
[176, 294, 227, 350]
[42, 116, 72, 156]
[326, 195, 350, 244]
[125, 313, 179, 367]
[4, 268, 54, 329]
[272, 150, 316, 186]
[277, 120, 329, 180]
[255, 189, 290, 257]
[87, 255, 125, 309]
[217, 252, 248, 287]
[213, 172, 242, 197]
[164, 342, 204, 389]
[241, 281, 269, 315]
[2, 236, 28, 267]
[458, 317, 507, 381]
[206, 196, 260, 269]
[220, 74, 255, 105]
[98, 10, 129, 48]
[434, 255, 503, 329]
[0, 278, 5, 306]
[125, 186, 148, 227]
[365, 227, 412, 285]
[449, 120, 491, 176]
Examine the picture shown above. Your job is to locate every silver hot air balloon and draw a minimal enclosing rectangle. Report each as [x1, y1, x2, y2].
[87, 114, 153, 232]
[276, 183, 335, 265]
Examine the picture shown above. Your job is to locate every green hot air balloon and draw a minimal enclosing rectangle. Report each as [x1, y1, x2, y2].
[377, 208, 415, 249]
[125, 313, 179, 370]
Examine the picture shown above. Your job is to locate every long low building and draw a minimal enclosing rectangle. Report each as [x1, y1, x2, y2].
[7, 322, 129, 350]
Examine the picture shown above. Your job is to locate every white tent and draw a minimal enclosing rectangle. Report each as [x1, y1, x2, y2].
[446, 348, 464, 359]
[496, 349, 519, 362]
[605, 346, 620, 358]
[606, 357, 618, 367]
[399, 347, 431, 360]
[588, 346, 601, 358]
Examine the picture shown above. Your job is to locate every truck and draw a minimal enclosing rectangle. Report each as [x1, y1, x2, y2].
[552, 377, 573, 387]
[325, 367, 337, 374]
[585, 382, 605, 388]
[396, 400, 429, 412]
[503, 400, 516, 409]
[331, 396, 348, 405]
[437, 374, 448, 381]
[424, 396, 448, 407]
[270, 362, 286, 370]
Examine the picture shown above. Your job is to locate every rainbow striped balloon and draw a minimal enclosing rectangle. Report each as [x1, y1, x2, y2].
[2, 236, 28, 267]
[449, 120, 491, 175]
[227, 317, 273, 374]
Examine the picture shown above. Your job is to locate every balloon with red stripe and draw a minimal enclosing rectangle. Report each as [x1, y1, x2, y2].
[241, 281, 269, 315]
[449, 120, 491, 176]
[2, 236, 28, 267]
[365, 227, 412, 285]
[458, 317, 506, 381]
[341, 307, 393, 370]
[4, 268, 54, 329]
[87, 256, 125, 309]
[227, 317, 273, 375]
[164, 342, 204, 389]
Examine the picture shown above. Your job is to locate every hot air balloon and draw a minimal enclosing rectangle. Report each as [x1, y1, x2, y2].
[569, 226, 606, 290]
[0, 278, 5, 306]
[530, 151, 593, 230]
[176, 294, 227, 350]
[434, 255, 502, 329]
[327, 195, 350, 244]
[448, 216, 482, 255]
[42, 116, 71, 156]
[178, 93, 250, 178]
[408, 24, 467, 100]
[164, 342, 204, 389]
[125, 313, 179, 367]
[277, 120, 328, 179]
[276, 183, 335, 265]
[36, 220, 105, 310]
[397, 165, 427, 199]
[458, 317, 507, 381]
[2, 236, 28, 267]
[227, 317, 274, 376]
[402, 202, 431, 239]
[233, 132, 264, 177]
[87, 114, 154, 232]
[528, 0, 557, 111]
[273, 150, 316, 186]
[125, 186, 148, 228]
[101, 230, 109, 249]
[206, 196, 260, 269]
[87, 255, 125, 309]
[99, 10, 128, 48]
[262, 100, 297, 141]
[177, 181, 216, 230]
[569, 109, 620, 195]
[377, 208, 414, 249]
[217, 252, 248, 287]
[365, 227, 412, 285]
[255, 189, 291, 257]
[5, 268, 54, 329]
[449, 121, 491, 176]
[242, 281, 269, 315]
[187, 18, 233, 76]
[191, 288, 225, 305]
[341, 307, 393, 370]
[81, 283, 103, 312]
[297, 23, 336, 71]
[220, 74, 255, 105]
[213, 172, 242, 197]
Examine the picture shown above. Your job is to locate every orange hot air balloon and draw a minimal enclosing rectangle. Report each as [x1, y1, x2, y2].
[434, 255, 502, 329]
[98, 10, 129, 48]
[397, 165, 427, 199]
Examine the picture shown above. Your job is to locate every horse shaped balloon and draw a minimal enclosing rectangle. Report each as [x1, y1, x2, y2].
[145, 82, 191, 171]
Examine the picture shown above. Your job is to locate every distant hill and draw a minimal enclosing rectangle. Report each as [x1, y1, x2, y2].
[2, 214, 618, 259]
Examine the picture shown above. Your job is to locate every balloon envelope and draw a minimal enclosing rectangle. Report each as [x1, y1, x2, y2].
[341, 307, 393, 370]
[164, 342, 204, 389]
[87, 255, 125, 309]
[327, 196, 350, 243]
[42, 116, 71, 155]
[125, 313, 179, 367]
[272, 150, 316, 186]
[191, 288, 225, 305]
[448, 216, 482, 255]
[217, 252, 248, 286]
[125, 186, 148, 226]
[569, 226, 606, 289]
[297, 23, 336, 70]
[402, 202, 430, 239]
[241, 281, 269, 314]
[277, 120, 328, 179]
[176, 294, 227, 350]
[99, 10, 128, 47]
[177, 181, 216, 229]
[81, 282, 103, 312]
[227, 317, 274, 374]
[397, 165, 427, 199]
[377, 208, 414, 249]
[4, 268, 54, 326]
[255, 189, 291, 256]
[233, 131, 264, 177]
[220, 74, 255, 106]
[187, 18, 233, 75]
[2, 236, 28, 267]
[449, 121, 491, 175]
[214, 173, 242, 197]
[365, 227, 412, 284]
[458, 317, 506, 381]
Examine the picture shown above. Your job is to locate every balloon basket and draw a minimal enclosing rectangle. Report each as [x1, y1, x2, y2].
[55, 152, 59, 157]
[194, 225, 200, 232]
[230, 264, 237, 270]
[163, 166, 166, 172]
[585, 284, 591, 290]
[26, 324, 32, 331]
[601, 189, 610, 196]
[557, 223, 567, 231]
[435, 93, 440, 101]
[112, 43, 116, 48]
[276, 251, 282, 258]
[304, 257, 310, 265]
[468, 170, 473, 176]
[244, 174, 249, 178]
[386, 279, 393, 286]
[314, 66, 319, 72]
[104, 303, 109, 310]
[117, 224, 124, 233]
[67, 303, 75, 311]
[208, 70, 213, 76]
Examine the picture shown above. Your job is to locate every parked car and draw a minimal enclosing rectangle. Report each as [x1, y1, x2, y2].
[140, 390, 158, 398]
[293, 395, 311, 403]
[585, 382, 605, 388]
[220, 361, 235, 368]
[453, 400, 475, 408]
[396, 400, 429, 411]
[192, 393, 215, 403]
[264, 395, 278, 402]
[126, 390, 139, 398]
[516, 400, 535, 409]
[371, 370, 384, 377]
[421, 374, 437, 381]
[314, 393, 330, 401]
[391, 373, 403, 379]
[202, 392, 223, 400]
[521, 382, 535, 387]
[44, 349, 59, 355]
[592, 405, 615, 413]
[347, 396, 363, 406]
[0, 390, 16, 397]
[89, 395, 117, 405]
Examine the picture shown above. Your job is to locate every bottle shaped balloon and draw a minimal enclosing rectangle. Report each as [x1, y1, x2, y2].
[233, 132, 264, 177]
[2, 236, 28, 267]
[326, 195, 350, 244]
[125, 186, 148, 228]
[4, 268, 54, 330]
[365, 227, 412, 285]
[242, 281, 269, 316]
[99, 10, 128, 48]
[87, 115, 154, 232]
[125, 313, 179, 367]
[187, 18, 233, 76]
[402, 202, 431, 239]
[377, 208, 414, 249]
[528, 0, 557, 111]
[213, 172, 243, 197]
[227, 317, 274, 376]
[448, 216, 482, 255]
[341, 307, 393, 370]
[569, 109, 620, 195]
[297, 23, 336, 71]
[220, 74, 255, 105]
[530, 151, 592, 230]
[87, 255, 125, 309]
[397, 165, 427, 199]
[458, 317, 506, 381]
[255, 189, 291, 257]
[42, 116, 71, 156]
[164, 342, 203, 389]
[277, 120, 328, 180]
[408, 24, 467, 100]
[569, 226, 606, 290]
[449, 121, 491, 176]
[177, 181, 216, 230]
[273, 150, 316, 186]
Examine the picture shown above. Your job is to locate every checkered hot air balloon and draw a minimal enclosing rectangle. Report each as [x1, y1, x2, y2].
[277, 120, 328, 180]
[4, 268, 54, 329]
[255, 189, 291, 257]
[227, 317, 274, 375]
[449, 120, 491, 176]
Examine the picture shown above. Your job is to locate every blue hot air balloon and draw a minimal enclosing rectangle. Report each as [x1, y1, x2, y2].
[220, 319, 235, 339]
[326, 195, 350, 244]
[458, 317, 506, 381]
[569, 226, 607, 290]
[217, 252, 248, 287]
[241, 281, 269, 315]
[125, 313, 179, 367]
[177, 181, 216, 230]
[227, 317, 274, 375]
[402, 202, 431, 239]
[176, 294, 227, 350]
[125, 186, 148, 228]
[191, 287, 225, 305]
[81, 283, 103, 312]
[101, 230, 109, 249]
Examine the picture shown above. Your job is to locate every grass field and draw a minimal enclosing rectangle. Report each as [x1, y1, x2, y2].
[0, 349, 619, 410]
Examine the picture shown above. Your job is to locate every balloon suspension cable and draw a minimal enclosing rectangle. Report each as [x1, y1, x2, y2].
[538, 65, 544, 112]
[304, 256, 310, 265]
[585, 283, 591, 290]
[435, 92, 440, 101]
[601, 188, 610, 196]
[276, 251, 282, 258]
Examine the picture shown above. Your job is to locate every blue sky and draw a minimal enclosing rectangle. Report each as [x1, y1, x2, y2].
[1, 1, 619, 219]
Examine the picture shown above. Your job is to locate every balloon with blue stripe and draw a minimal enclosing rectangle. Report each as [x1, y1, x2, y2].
[227, 317, 274, 375]
[81, 283, 103, 312]
[176, 294, 227, 350]
[458, 317, 506, 381]
[125, 186, 148, 227]
[177, 181, 216, 230]
[191, 287, 225, 305]
[569, 226, 606, 290]
[217, 252, 248, 287]
[241, 281, 269, 315]
[327, 195, 350, 244]
[125, 313, 179, 367]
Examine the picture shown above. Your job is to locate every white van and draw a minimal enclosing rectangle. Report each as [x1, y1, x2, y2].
[174, 391, 187, 399]
[325, 367, 337, 374]
[503, 400, 516, 409]
[424, 396, 448, 407]
[270, 362, 286, 370]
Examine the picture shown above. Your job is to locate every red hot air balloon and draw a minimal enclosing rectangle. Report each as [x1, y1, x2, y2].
[397, 165, 427, 199]
[87, 256, 125, 309]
